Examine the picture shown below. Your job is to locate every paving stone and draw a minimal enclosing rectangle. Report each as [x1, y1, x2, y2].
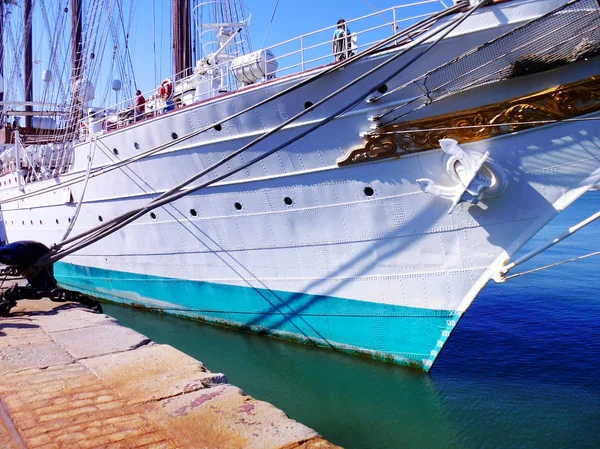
[10, 299, 86, 317]
[29, 306, 118, 333]
[0, 341, 74, 373]
[0, 362, 178, 449]
[0, 321, 50, 349]
[0, 316, 38, 334]
[153, 384, 320, 449]
[51, 323, 151, 359]
[82, 344, 228, 405]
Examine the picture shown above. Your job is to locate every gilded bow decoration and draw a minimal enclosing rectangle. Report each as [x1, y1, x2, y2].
[337, 75, 600, 167]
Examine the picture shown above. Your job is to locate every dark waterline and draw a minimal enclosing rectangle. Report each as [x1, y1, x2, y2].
[104, 191, 600, 449]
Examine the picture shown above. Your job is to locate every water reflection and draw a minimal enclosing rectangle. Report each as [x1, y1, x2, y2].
[105, 303, 462, 448]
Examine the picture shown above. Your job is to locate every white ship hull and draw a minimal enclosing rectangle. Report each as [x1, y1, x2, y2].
[1, 0, 599, 370]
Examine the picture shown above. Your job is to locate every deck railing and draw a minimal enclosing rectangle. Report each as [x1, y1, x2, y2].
[81, 0, 449, 135]
[266, 0, 448, 78]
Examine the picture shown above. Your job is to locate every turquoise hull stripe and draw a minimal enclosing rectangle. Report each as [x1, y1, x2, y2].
[55, 262, 460, 370]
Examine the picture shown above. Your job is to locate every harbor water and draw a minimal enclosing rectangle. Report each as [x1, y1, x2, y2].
[103, 191, 600, 449]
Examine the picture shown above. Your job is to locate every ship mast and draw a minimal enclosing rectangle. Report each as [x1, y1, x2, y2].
[0, 0, 4, 109]
[173, 0, 192, 78]
[24, 0, 33, 129]
[70, 0, 83, 129]
[71, 0, 83, 87]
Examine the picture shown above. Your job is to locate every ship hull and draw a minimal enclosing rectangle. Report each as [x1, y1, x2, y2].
[1, 0, 599, 370]
[55, 261, 460, 369]
[4, 107, 599, 371]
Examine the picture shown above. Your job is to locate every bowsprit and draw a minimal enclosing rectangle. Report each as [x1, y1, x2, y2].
[0, 241, 102, 317]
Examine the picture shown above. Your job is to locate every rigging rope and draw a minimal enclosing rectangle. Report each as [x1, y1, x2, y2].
[150, 2, 484, 205]
[374, 0, 600, 128]
[47, 1, 473, 251]
[33, 1, 486, 269]
[116, 0, 138, 89]
[0, 1, 467, 208]
[261, 0, 280, 49]
[152, 0, 158, 88]
[360, 0, 394, 25]
[60, 137, 98, 241]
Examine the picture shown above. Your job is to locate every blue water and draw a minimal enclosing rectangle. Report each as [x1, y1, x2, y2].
[103, 191, 600, 449]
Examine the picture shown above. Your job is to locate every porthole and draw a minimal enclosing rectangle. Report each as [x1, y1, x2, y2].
[113, 148, 119, 155]
[98, 215, 103, 222]
[304, 101, 313, 109]
[21, 220, 24, 225]
[56, 219, 59, 224]
[68, 217, 72, 223]
[190, 209, 197, 216]
[234, 202, 243, 211]
[171, 132, 178, 139]
[134, 142, 140, 150]
[364, 186, 374, 197]
[284, 197, 293, 206]
[377, 84, 388, 94]
[30, 220, 33, 225]
[40, 220, 43, 225]
[8, 179, 11, 184]
[213, 124, 222, 132]
[150, 212, 157, 219]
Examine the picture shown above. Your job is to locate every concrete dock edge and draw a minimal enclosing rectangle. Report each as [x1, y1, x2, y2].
[0, 299, 341, 449]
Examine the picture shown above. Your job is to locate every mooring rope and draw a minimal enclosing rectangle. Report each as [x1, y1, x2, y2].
[33, 1, 486, 270]
[0, 2, 467, 208]
[151, 4, 476, 206]
[48, 10, 461, 252]
[43, 1, 473, 252]
[503, 250, 600, 281]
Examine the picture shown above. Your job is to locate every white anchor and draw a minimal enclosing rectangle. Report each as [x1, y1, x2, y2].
[417, 139, 507, 213]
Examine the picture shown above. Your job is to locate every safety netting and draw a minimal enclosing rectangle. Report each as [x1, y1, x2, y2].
[420, 0, 600, 102]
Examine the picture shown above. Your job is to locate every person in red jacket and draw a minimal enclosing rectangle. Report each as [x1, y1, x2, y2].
[134, 90, 146, 120]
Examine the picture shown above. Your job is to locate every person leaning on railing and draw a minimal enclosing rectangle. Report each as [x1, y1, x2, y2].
[332, 19, 354, 62]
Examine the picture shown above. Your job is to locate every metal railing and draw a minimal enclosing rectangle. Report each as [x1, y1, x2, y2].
[79, 0, 450, 135]
[266, 0, 448, 78]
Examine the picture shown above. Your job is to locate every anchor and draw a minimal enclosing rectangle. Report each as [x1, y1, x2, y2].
[416, 138, 507, 213]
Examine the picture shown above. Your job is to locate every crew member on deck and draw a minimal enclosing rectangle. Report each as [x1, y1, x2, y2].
[134, 90, 146, 120]
[332, 19, 353, 62]
[158, 79, 174, 113]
